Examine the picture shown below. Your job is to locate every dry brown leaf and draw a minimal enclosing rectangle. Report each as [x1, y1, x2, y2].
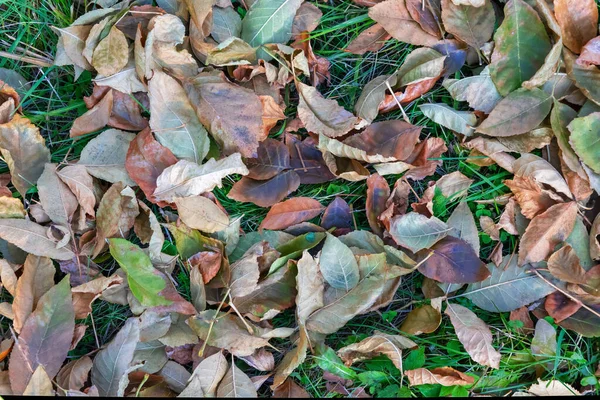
[57, 165, 97, 218]
[554, 0, 598, 53]
[337, 332, 417, 371]
[93, 26, 129, 76]
[175, 195, 230, 233]
[346, 24, 391, 55]
[70, 89, 113, 138]
[404, 367, 475, 386]
[400, 304, 442, 335]
[259, 197, 324, 232]
[366, 174, 389, 236]
[578, 36, 600, 66]
[72, 274, 124, 319]
[445, 303, 501, 369]
[273, 378, 310, 398]
[527, 379, 581, 396]
[227, 170, 301, 208]
[518, 201, 578, 265]
[368, 0, 439, 46]
[547, 245, 586, 284]
[37, 163, 79, 227]
[504, 176, 559, 219]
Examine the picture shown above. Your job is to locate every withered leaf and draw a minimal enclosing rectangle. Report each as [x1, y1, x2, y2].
[518, 201, 578, 265]
[368, 0, 439, 47]
[216, 361, 258, 397]
[260, 197, 324, 232]
[337, 332, 416, 371]
[405, 367, 475, 386]
[417, 236, 490, 284]
[445, 303, 501, 369]
[441, 0, 494, 50]
[184, 71, 264, 158]
[246, 138, 290, 180]
[37, 163, 79, 227]
[319, 232, 360, 291]
[92, 26, 129, 76]
[296, 82, 357, 138]
[344, 120, 421, 160]
[0, 114, 51, 196]
[321, 196, 353, 231]
[346, 24, 391, 55]
[91, 317, 140, 396]
[366, 174, 389, 236]
[57, 165, 97, 218]
[389, 212, 450, 253]
[228, 170, 301, 208]
[555, 0, 598, 54]
[70, 89, 113, 138]
[154, 154, 249, 203]
[400, 304, 442, 335]
[149, 71, 210, 163]
[0, 219, 75, 260]
[175, 195, 230, 233]
[9, 277, 74, 394]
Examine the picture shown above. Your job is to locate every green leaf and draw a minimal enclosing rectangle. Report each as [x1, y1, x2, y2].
[269, 231, 326, 273]
[488, 0, 552, 96]
[464, 256, 555, 312]
[568, 112, 600, 174]
[313, 344, 357, 381]
[241, 0, 303, 58]
[476, 88, 553, 137]
[419, 103, 476, 136]
[319, 233, 360, 291]
[388, 212, 451, 253]
[108, 238, 172, 307]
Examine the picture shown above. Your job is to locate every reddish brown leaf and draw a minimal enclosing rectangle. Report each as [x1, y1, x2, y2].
[366, 174, 389, 236]
[343, 120, 422, 160]
[70, 90, 113, 138]
[510, 306, 534, 334]
[109, 91, 149, 131]
[545, 291, 581, 323]
[188, 251, 222, 284]
[547, 245, 586, 284]
[321, 196, 353, 231]
[504, 176, 559, 219]
[403, 137, 447, 180]
[273, 378, 310, 398]
[125, 127, 178, 206]
[578, 36, 600, 66]
[405, 0, 442, 38]
[345, 24, 391, 55]
[286, 134, 335, 184]
[260, 96, 286, 139]
[228, 170, 301, 207]
[246, 138, 290, 180]
[259, 197, 324, 231]
[518, 202, 578, 265]
[417, 236, 490, 284]
[405, 367, 475, 386]
[554, 0, 598, 53]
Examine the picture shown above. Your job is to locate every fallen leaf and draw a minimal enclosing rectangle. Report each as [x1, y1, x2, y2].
[246, 138, 290, 180]
[476, 88, 553, 137]
[527, 379, 581, 396]
[175, 195, 230, 233]
[417, 236, 489, 283]
[180, 352, 228, 397]
[447, 201, 480, 255]
[568, 112, 600, 174]
[368, 0, 439, 46]
[154, 154, 249, 203]
[578, 36, 600, 66]
[0, 219, 75, 260]
[518, 201, 578, 265]
[400, 304, 442, 335]
[9, 277, 74, 394]
[531, 314, 557, 362]
[57, 165, 97, 218]
[92, 26, 129, 76]
[443, 66, 502, 113]
[343, 120, 422, 160]
[297, 82, 357, 138]
[319, 232, 360, 291]
[420, 103, 476, 136]
[337, 332, 416, 371]
[389, 212, 450, 253]
[228, 170, 300, 207]
[321, 197, 353, 231]
[441, 0, 494, 50]
[56, 356, 93, 392]
[78, 128, 136, 186]
[488, 0, 552, 95]
[184, 71, 264, 158]
[0, 114, 51, 196]
[404, 367, 475, 386]
[259, 197, 324, 231]
[37, 163, 79, 227]
[464, 256, 555, 312]
[554, 0, 598, 53]
[125, 127, 178, 206]
[217, 361, 258, 397]
[445, 303, 501, 369]
[346, 24, 391, 55]
[70, 89, 113, 138]
[91, 317, 140, 396]
[23, 366, 53, 396]
[273, 378, 310, 398]
[366, 174, 389, 236]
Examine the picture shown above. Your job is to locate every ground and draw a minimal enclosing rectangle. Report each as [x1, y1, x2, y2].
[0, 0, 598, 397]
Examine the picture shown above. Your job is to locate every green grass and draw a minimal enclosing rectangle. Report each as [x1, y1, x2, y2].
[0, 0, 598, 397]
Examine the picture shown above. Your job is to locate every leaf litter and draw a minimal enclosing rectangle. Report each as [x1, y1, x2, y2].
[1, 0, 600, 397]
